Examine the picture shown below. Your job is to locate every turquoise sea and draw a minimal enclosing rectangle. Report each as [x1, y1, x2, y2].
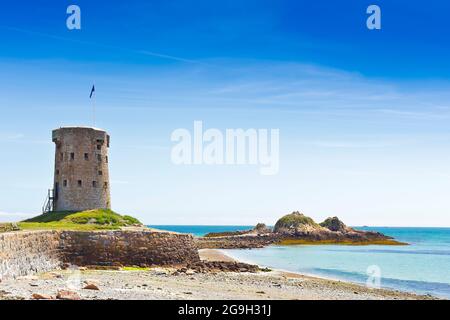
[149, 225, 450, 299]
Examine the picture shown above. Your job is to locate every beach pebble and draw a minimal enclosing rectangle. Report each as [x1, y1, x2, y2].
[83, 282, 100, 290]
[56, 289, 81, 300]
[32, 293, 53, 300]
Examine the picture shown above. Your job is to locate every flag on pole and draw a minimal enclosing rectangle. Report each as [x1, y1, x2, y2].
[89, 85, 95, 98]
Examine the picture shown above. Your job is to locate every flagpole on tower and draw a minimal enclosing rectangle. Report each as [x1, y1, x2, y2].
[93, 92, 95, 127]
[90, 84, 96, 127]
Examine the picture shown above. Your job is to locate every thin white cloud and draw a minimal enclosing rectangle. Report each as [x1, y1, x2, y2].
[1, 25, 205, 65]
[96, 61, 450, 119]
[127, 144, 170, 151]
[111, 180, 130, 185]
[0, 133, 24, 141]
[0, 211, 34, 217]
[377, 109, 450, 119]
[304, 141, 390, 149]
[0, 133, 50, 145]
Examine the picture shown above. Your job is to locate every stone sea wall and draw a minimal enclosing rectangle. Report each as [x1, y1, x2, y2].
[60, 230, 199, 267]
[0, 230, 199, 279]
[0, 231, 61, 279]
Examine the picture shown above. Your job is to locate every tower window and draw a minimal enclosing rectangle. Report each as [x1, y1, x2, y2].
[63, 180, 67, 187]
[84, 153, 89, 160]
[92, 181, 97, 188]
[60, 153, 64, 161]
[56, 170, 60, 175]
[98, 170, 103, 176]
[104, 182, 108, 188]
[77, 180, 82, 187]
[97, 154, 102, 162]
[97, 145, 101, 150]
[105, 156, 108, 163]
[70, 153, 75, 160]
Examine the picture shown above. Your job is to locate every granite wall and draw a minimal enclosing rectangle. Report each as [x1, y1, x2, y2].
[0, 230, 199, 279]
[60, 230, 200, 267]
[52, 127, 111, 211]
[0, 231, 61, 279]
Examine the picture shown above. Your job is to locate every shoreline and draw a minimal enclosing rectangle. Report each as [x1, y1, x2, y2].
[199, 248, 440, 300]
[0, 235, 441, 300]
[0, 249, 438, 300]
[207, 248, 368, 282]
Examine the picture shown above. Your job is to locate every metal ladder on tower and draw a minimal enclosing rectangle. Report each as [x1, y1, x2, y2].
[42, 189, 55, 214]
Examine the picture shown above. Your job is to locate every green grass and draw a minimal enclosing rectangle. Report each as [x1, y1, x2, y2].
[274, 211, 318, 232]
[19, 209, 142, 231]
[18, 221, 119, 231]
[121, 266, 151, 271]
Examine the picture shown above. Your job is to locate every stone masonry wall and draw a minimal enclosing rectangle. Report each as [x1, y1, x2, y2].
[0, 230, 200, 279]
[60, 230, 200, 267]
[52, 127, 111, 211]
[0, 231, 61, 279]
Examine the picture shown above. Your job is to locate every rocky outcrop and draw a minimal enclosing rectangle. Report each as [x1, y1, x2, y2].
[198, 212, 405, 249]
[320, 216, 349, 232]
[273, 211, 319, 233]
[204, 230, 250, 238]
[273, 212, 401, 244]
[204, 223, 272, 238]
[251, 223, 272, 234]
[197, 234, 278, 249]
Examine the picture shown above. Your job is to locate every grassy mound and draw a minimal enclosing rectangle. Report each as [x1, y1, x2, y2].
[273, 211, 318, 233]
[19, 209, 142, 231]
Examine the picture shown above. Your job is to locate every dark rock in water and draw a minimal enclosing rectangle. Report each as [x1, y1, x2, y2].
[320, 217, 350, 232]
[204, 223, 272, 238]
[252, 223, 272, 234]
[204, 230, 250, 238]
[197, 234, 278, 249]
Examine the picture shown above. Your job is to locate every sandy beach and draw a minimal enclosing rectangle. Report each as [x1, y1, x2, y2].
[0, 249, 435, 300]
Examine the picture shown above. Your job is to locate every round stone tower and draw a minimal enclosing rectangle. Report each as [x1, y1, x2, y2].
[51, 127, 111, 212]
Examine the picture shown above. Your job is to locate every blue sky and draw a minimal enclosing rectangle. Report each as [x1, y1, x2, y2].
[1, 1, 450, 226]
